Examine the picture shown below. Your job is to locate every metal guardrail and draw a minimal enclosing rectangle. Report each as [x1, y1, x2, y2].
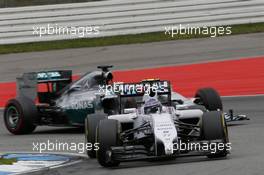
[0, 0, 98, 8]
[0, 0, 264, 45]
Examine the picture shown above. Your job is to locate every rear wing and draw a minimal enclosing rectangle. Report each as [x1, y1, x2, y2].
[16, 70, 72, 102]
[36, 70, 72, 83]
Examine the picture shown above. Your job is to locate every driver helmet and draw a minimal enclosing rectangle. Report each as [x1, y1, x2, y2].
[143, 98, 162, 114]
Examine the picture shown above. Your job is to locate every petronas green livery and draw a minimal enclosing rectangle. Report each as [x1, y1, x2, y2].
[3, 66, 117, 135]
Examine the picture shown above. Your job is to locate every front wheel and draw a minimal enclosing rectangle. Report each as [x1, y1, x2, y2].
[201, 111, 229, 158]
[85, 113, 106, 158]
[4, 97, 38, 135]
[96, 119, 120, 167]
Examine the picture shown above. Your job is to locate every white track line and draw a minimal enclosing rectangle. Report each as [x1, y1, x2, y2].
[0, 152, 85, 175]
[221, 94, 264, 98]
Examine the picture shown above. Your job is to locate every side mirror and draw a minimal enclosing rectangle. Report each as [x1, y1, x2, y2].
[172, 99, 184, 105]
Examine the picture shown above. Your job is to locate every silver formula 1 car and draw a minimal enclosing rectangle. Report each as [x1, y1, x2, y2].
[3, 66, 118, 135]
[85, 80, 247, 167]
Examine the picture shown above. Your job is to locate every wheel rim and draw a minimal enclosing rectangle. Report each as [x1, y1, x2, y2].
[6, 106, 20, 128]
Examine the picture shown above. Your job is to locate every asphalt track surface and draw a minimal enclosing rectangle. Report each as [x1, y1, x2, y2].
[0, 33, 264, 82]
[0, 96, 263, 175]
[0, 33, 263, 174]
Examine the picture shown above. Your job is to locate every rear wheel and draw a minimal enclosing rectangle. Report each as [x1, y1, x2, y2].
[96, 119, 120, 167]
[202, 111, 229, 158]
[195, 88, 223, 111]
[85, 113, 106, 158]
[4, 97, 38, 135]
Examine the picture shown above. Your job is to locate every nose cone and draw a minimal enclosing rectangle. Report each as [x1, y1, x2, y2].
[152, 113, 178, 155]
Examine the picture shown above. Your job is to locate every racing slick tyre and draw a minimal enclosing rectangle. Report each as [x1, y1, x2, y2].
[4, 97, 38, 135]
[195, 88, 223, 111]
[85, 113, 106, 158]
[96, 119, 120, 167]
[201, 111, 229, 158]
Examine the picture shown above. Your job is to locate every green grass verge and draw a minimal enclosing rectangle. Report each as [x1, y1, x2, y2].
[0, 158, 17, 165]
[0, 22, 264, 55]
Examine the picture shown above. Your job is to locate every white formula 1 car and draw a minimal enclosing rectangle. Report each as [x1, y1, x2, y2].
[85, 80, 246, 167]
